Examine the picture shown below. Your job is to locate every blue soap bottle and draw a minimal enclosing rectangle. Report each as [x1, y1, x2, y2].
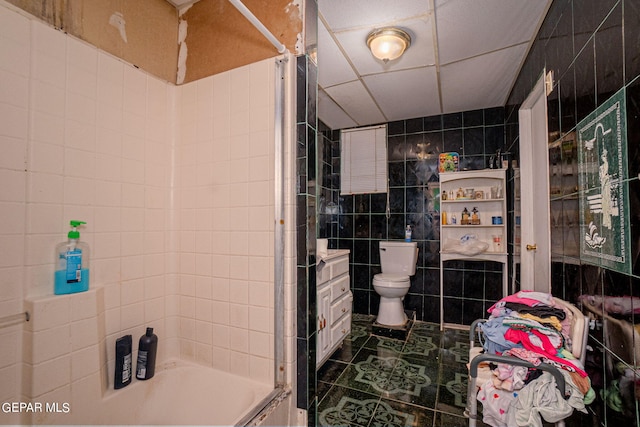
[54, 220, 90, 295]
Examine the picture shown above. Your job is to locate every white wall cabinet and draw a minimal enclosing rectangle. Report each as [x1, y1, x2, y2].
[439, 169, 508, 329]
[316, 250, 352, 369]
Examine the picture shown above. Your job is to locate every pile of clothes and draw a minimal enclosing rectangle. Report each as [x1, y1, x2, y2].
[474, 291, 594, 427]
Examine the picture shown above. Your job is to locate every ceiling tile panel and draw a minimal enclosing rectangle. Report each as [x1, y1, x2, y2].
[436, 0, 550, 64]
[317, 20, 358, 88]
[324, 80, 386, 126]
[440, 44, 528, 113]
[334, 17, 435, 77]
[363, 66, 440, 121]
[319, 0, 431, 31]
[317, 0, 551, 130]
[318, 89, 358, 129]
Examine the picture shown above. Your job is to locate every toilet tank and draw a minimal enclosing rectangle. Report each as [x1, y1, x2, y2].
[379, 241, 419, 275]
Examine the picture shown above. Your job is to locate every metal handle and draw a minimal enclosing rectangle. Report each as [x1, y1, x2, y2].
[526, 244, 537, 251]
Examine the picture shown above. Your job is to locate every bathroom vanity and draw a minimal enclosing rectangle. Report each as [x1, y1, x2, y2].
[316, 249, 352, 368]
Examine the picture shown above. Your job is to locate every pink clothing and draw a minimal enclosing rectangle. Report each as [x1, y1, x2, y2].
[504, 329, 587, 377]
[493, 363, 528, 391]
[487, 292, 554, 314]
[503, 348, 542, 366]
[530, 329, 558, 355]
[516, 291, 555, 305]
[551, 301, 574, 346]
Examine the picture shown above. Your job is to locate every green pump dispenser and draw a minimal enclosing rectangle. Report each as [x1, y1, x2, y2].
[54, 220, 90, 295]
[68, 220, 85, 239]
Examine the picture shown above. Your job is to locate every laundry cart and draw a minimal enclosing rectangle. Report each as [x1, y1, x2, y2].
[466, 292, 590, 427]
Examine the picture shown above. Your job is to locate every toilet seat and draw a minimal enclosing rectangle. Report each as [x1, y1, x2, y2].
[374, 273, 409, 281]
[373, 273, 410, 286]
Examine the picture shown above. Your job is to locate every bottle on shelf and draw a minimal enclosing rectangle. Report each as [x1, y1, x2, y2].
[471, 207, 480, 225]
[136, 327, 158, 380]
[54, 220, 90, 295]
[404, 225, 412, 242]
[461, 207, 470, 225]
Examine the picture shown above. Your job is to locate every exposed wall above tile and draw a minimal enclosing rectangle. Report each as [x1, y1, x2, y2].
[5, 0, 302, 85]
[5, 0, 179, 83]
[179, 0, 301, 84]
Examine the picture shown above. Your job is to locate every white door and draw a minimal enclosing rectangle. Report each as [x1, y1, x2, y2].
[518, 73, 551, 292]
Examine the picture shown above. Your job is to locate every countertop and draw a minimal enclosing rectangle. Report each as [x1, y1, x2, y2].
[318, 249, 350, 262]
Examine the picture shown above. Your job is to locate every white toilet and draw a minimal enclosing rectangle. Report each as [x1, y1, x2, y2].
[373, 241, 419, 326]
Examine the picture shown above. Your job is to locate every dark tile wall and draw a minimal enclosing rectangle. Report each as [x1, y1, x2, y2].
[295, 53, 318, 418]
[318, 108, 508, 325]
[317, 121, 340, 241]
[506, 1, 640, 425]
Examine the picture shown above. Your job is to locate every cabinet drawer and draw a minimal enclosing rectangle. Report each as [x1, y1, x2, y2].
[331, 314, 352, 344]
[317, 261, 332, 285]
[317, 255, 350, 285]
[331, 256, 349, 278]
[331, 275, 350, 302]
[330, 291, 352, 324]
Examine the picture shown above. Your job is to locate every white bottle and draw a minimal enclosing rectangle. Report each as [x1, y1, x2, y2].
[405, 225, 412, 242]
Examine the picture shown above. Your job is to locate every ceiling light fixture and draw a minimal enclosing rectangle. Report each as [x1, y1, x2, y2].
[366, 28, 411, 63]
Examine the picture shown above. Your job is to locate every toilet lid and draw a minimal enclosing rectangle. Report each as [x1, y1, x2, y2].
[374, 273, 410, 283]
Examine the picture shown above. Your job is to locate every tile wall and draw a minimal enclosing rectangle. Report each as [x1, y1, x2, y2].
[296, 0, 320, 421]
[317, 108, 508, 325]
[0, 3, 174, 413]
[506, 0, 640, 425]
[176, 58, 277, 383]
[295, 53, 319, 419]
[0, 2, 295, 418]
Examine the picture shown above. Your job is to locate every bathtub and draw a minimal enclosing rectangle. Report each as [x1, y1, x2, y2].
[65, 360, 274, 425]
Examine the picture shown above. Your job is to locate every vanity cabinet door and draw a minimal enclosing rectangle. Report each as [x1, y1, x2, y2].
[316, 285, 332, 367]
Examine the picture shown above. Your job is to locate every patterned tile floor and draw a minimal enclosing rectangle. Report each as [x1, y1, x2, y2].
[316, 314, 489, 427]
[316, 315, 597, 427]
[316, 314, 598, 427]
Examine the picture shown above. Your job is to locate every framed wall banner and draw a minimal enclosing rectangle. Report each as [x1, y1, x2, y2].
[577, 87, 631, 275]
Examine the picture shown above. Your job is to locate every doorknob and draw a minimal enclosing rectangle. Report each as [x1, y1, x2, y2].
[526, 244, 537, 251]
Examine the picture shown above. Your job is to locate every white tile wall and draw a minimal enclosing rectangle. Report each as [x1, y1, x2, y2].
[175, 59, 279, 384]
[0, 1, 296, 407]
[0, 3, 174, 402]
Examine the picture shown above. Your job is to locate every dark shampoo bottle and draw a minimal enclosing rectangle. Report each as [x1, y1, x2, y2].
[114, 335, 132, 389]
[136, 327, 158, 380]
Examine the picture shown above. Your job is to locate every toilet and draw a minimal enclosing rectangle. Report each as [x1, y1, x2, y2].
[373, 241, 419, 326]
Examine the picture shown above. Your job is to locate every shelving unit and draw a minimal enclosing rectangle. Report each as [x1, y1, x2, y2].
[439, 168, 508, 329]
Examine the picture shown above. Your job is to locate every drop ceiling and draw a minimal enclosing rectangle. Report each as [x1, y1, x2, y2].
[318, 0, 551, 130]
[165, 0, 551, 131]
